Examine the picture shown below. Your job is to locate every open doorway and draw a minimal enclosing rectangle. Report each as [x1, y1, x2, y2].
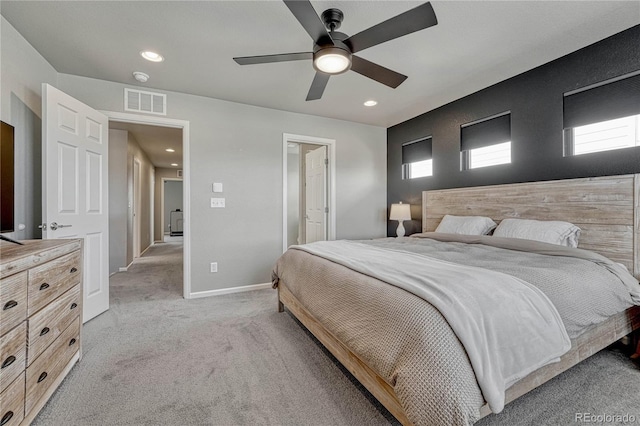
[105, 112, 190, 298]
[161, 178, 183, 242]
[282, 133, 336, 252]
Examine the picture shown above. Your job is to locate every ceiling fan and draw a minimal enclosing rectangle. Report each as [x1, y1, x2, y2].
[233, 1, 438, 101]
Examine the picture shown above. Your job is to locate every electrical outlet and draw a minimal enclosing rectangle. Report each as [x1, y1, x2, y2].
[211, 197, 225, 208]
[210, 262, 218, 273]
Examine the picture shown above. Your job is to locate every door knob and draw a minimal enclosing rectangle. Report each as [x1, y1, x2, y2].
[38, 223, 47, 230]
[50, 222, 72, 231]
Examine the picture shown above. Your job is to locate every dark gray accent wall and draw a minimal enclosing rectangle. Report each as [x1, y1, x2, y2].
[387, 25, 640, 237]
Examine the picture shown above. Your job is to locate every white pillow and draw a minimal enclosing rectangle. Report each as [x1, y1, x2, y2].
[434, 215, 496, 235]
[493, 218, 581, 247]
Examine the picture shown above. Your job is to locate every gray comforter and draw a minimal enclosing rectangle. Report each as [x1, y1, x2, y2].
[272, 234, 640, 425]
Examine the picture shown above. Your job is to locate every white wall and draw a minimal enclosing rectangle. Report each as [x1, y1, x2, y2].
[57, 73, 387, 294]
[0, 16, 57, 239]
[127, 132, 154, 264]
[108, 129, 128, 273]
[286, 145, 299, 247]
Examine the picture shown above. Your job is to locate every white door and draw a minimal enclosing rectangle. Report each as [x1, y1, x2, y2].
[42, 83, 109, 322]
[304, 146, 327, 244]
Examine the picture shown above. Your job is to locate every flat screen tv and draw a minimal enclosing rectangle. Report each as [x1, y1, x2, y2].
[1, 121, 15, 233]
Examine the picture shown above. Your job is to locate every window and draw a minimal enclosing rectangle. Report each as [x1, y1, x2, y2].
[406, 159, 433, 178]
[468, 141, 511, 169]
[564, 73, 640, 156]
[460, 112, 511, 170]
[572, 115, 640, 155]
[402, 137, 432, 179]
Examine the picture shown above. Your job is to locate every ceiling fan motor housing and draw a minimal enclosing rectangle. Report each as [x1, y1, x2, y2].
[321, 8, 344, 31]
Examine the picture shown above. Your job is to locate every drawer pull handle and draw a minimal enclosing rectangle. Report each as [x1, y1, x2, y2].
[1, 411, 14, 426]
[39, 283, 50, 291]
[40, 327, 50, 336]
[70, 303, 78, 310]
[70, 267, 78, 273]
[69, 338, 77, 346]
[38, 372, 48, 383]
[2, 300, 17, 310]
[1, 356, 16, 369]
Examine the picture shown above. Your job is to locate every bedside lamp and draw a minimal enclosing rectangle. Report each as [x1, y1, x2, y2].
[389, 202, 411, 237]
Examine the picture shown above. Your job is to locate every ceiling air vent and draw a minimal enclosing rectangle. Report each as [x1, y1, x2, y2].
[124, 88, 167, 115]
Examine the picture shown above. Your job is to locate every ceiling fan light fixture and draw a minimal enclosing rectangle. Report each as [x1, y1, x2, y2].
[313, 47, 351, 75]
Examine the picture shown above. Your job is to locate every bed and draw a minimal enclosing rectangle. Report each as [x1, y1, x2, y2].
[272, 174, 640, 425]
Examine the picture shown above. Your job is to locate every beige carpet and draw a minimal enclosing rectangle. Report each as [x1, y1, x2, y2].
[33, 241, 640, 425]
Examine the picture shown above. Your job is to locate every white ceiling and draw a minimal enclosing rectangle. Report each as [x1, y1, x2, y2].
[110, 122, 183, 169]
[2, 1, 639, 127]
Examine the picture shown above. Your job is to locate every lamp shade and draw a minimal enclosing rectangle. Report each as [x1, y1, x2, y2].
[389, 203, 411, 221]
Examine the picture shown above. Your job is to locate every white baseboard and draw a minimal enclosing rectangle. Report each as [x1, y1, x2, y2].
[118, 261, 132, 272]
[188, 282, 271, 299]
[140, 244, 152, 256]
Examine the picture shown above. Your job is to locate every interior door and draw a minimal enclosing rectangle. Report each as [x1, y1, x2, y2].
[42, 83, 109, 323]
[304, 145, 327, 244]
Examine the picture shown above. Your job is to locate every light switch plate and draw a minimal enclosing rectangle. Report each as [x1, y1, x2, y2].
[213, 183, 223, 193]
[211, 197, 225, 208]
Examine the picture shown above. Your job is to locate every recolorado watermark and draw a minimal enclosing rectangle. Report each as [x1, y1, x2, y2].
[575, 413, 638, 424]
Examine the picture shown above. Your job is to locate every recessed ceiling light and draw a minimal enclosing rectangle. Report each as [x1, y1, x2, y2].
[165, 148, 175, 152]
[171, 163, 179, 167]
[364, 100, 377, 107]
[140, 51, 164, 62]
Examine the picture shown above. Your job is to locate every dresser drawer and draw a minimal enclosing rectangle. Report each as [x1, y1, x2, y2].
[28, 250, 81, 316]
[25, 317, 80, 415]
[0, 271, 27, 336]
[0, 372, 25, 426]
[27, 285, 81, 366]
[0, 323, 26, 394]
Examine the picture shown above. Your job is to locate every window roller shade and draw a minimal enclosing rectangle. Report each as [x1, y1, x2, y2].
[402, 137, 432, 164]
[460, 114, 511, 151]
[564, 73, 640, 129]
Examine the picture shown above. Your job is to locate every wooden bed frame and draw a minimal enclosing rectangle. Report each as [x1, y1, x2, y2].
[277, 174, 640, 425]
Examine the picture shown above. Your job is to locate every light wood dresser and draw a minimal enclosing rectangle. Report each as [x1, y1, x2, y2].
[0, 239, 83, 426]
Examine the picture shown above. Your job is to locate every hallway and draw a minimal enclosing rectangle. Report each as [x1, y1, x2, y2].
[111, 240, 184, 306]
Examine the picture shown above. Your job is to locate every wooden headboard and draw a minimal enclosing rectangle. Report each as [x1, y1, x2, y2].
[422, 174, 640, 278]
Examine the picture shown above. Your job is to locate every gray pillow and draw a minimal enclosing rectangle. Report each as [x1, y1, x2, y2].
[493, 218, 581, 248]
[434, 215, 496, 235]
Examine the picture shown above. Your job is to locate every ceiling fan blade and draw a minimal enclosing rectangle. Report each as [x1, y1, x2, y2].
[345, 2, 437, 53]
[234, 52, 312, 65]
[283, 0, 333, 45]
[306, 72, 330, 101]
[350, 56, 407, 88]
